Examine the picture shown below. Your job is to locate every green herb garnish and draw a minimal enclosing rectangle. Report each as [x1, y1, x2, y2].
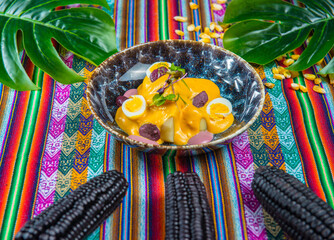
[152, 63, 189, 106]
[170, 63, 186, 74]
[151, 93, 179, 106]
[179, 95, 187, 105]
[166, 64, 190, 90]
[222, 0, 334, 74]
[181, 79, 190, 90]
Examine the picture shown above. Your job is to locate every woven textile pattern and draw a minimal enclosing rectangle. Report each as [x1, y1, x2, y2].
[1, 0, 334, 239]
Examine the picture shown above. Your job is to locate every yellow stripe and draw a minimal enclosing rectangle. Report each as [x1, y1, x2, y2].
[103, 134, 109, 172]
[0, 85, 4, 106]
[113, 0, 117, 22]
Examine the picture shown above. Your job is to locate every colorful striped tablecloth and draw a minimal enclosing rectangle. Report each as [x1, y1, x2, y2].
[1, 0, 334, 239]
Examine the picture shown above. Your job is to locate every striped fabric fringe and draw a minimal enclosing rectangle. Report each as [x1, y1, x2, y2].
[1, 0, 334, 240]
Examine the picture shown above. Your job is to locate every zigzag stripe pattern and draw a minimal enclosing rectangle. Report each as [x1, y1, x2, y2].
[212, 7, 280, 237]
[54, 56, 87, 201]
[232, 132, 267, 240]
[263, 63, 305, 183]
[33, 50, 73, 216]
[248, 117, 268, 166]
[249, 115, 284, 240]
[87, 120, 107, 240]
[261, 93, 285, 169]
[70, 64, 96, 191]
[252, 65, 286, 239]
[88, 120, 106, 178]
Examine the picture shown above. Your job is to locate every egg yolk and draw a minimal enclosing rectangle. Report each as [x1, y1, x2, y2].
[210, 103, 229, 119]
[124, 97, 143, 112]
[116, 74, 234, 145]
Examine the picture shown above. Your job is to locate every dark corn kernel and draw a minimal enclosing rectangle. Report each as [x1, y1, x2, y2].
[165, 172, 215, 240]
[252, 166, 334, 240]
[15, 170, 128, 240]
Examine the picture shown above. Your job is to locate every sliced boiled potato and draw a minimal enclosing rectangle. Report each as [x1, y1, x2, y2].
[161, 117, 174, 142]
[200, 118, 207, 131]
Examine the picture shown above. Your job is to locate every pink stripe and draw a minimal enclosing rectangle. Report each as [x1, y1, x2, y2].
[211, 0, 226, 47]
[232, 132, 267, 240]
[33, 53, 73, 216]
[144, 152, 148, 240]
[115, 0, 119, 33]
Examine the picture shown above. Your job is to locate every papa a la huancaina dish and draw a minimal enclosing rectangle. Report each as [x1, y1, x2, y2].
[115, 62, 234, 145]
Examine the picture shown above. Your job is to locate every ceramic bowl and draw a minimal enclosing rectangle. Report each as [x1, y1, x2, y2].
[87, 40, 265, 152]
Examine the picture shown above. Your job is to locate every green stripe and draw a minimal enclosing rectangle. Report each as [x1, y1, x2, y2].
[162, 150, 177, 182]
[87, 120, 106, 240]
[162, 150, 172, 181]
[1, 68, 43, 240]
[294, 76, 334, 207]
[169, 150, 176, 173]
[158, 0, 168, 40]
[158, 0, 173, 183]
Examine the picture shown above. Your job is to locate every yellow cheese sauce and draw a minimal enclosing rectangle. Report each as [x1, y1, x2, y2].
[115, 74, 234, 145]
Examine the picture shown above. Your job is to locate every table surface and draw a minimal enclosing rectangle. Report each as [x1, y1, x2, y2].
[1, 0, 334, 239]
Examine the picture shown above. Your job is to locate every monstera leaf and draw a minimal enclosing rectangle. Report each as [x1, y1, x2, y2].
[222, 0, 334, 74]
[0, 0, 117, 90]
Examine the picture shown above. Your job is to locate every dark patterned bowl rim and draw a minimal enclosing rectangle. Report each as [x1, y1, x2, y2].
[87, 39, 265, 150]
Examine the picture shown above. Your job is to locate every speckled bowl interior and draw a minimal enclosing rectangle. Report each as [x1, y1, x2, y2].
[87, 40, 265, 152]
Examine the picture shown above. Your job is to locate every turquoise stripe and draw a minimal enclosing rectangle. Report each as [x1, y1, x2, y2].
[202, 148, 227, 240]
[192, 0, 201, 41]
[106, 135, 116, 240]
[87, 120, 107, 240]
[121, 144, 131, 239]
[104, 0, 115, 18]
[191, 151, 203, 178]
[104, 135, 113, 240]
[221, 146, 244, 238]
[263, 63, 305, 183]
[179, 0, 190, 40]
[104, 217, 111, 240]
[137, 151, 147, 240]
[88, 120, 106, 179]
[139, 0, 146, 43]
[115, 0, 122, 50]
[203, 0, 213, 23]
[87, 229, 99, 240]
[108, 136, 116, 170]
[202, 0, 213, 43]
